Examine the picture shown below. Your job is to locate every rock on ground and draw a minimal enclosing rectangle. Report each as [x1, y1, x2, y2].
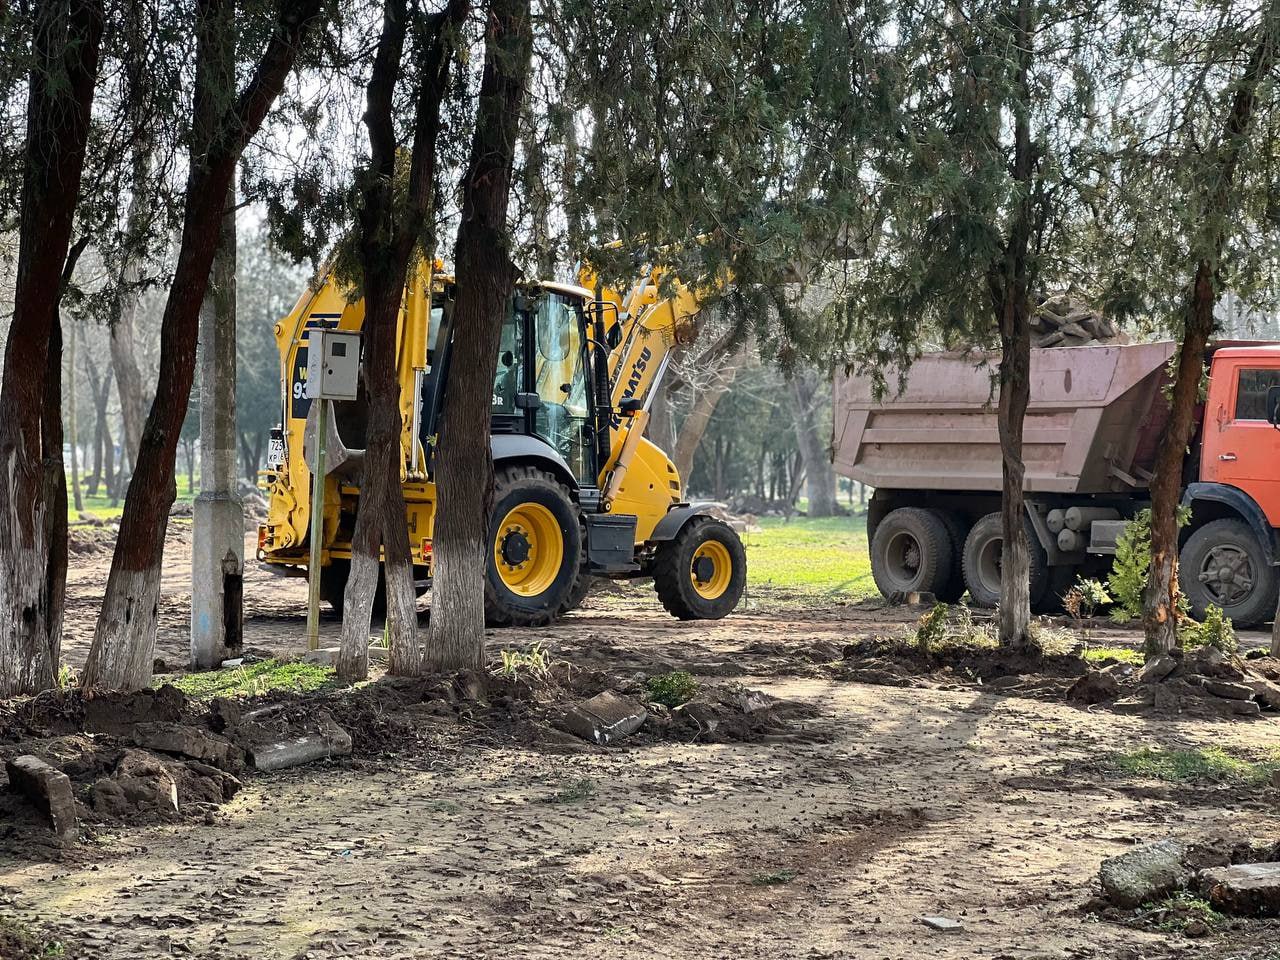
[5, 755, 77, 836]
[1099, 840, 1189, 908]
[1202, 862, 1280, 917]
[554, 690, 648, 745]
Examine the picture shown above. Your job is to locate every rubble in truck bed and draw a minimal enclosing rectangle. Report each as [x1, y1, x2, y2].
[0, 662, 820, 850]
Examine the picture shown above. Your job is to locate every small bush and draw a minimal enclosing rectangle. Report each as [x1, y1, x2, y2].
[496, 642, 550, 681]
[1107, 508, 1191, 622]
[646, 670, 700, 707]
[1179, 604, 1238, 655]
[1064, 577, 1111, 621]
[909, 603, 998, 654]
[912, 602, 950, 652]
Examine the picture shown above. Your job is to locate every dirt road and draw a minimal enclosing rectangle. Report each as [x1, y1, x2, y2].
[4, 523, 1277, 959]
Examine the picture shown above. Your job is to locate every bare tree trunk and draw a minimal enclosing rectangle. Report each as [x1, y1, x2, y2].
[84, 353, 111, 497]
[672, 341, 750, 485]
[42, 305, 70, 688]
[427, 0, 533, 673]
[991, 0, 1036, 650]
[336, 0, 468, 681]
[0, 0, 104, 698]
[789, 368, 837, 517]
[84, 0, 322, 691]
[1143, 11, 1279, 658]
[67, 320, 84, 513]
[647, 377, 677, 454]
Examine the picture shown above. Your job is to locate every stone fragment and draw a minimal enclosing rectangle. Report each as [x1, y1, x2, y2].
[1099, 840, 1188, 908]
[91, 749, 179, 818]
[132, 722, 244, 771]
[919, 916, 964, 933]
[248, 719, 352, 771]
[554, 690, 648, 745]
[1199, 677, 1257, 702]
[5, 755, 77, 836]
[1202, 862, 1280, 917]
[1137, 655, 1177, 684]
[1246, 677, 1280, 710]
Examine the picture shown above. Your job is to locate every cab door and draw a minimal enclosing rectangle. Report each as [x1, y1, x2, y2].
[1202, 358, 1280, 525]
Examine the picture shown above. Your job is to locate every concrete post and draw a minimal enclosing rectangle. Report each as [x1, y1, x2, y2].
[191, 188, 244, 669]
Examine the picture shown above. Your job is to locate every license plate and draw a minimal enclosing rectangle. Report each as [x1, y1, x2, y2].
[266, 437, 285, 469]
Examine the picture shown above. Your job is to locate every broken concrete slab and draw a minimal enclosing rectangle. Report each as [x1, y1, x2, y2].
[1137, 655, 1177, 684]
[553, 690, 648, 746]
[132, 722, 244, 771]
[5, 755, 77, 836]
[1202, 862, 1280, 917]
[919, 916, 964, 933]
[1246, 677, 1280, 710]
[1198, 677, 1257, 702]
[1100, 839, 1188, 908]
[249, 720, 352, 771]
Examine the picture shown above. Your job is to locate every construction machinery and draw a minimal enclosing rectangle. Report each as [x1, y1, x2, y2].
[257, 257, 746, 625]
[833, 341, 1280, 625]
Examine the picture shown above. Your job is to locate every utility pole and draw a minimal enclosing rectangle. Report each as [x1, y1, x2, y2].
[191, 186, 244, 669]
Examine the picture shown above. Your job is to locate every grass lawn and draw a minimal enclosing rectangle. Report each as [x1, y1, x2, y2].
[742, 514, 875, 599]
[67, 481, 197, 524]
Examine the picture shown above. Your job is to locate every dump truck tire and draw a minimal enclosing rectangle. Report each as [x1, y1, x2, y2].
[652, 516, 746, 620]
[961, 513, 1048, 610]
[870, 507, 954, 600]
[485, 466, 582, 627]
[1180, 519, 1278, 628]
[927, 509, 969, 603]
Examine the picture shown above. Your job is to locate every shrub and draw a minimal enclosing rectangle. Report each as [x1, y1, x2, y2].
[1107, 508, 1190, 622]
[1063, 577, 1111, 621]
[1179, 604, 1238, 654]
[646, 670, 700, 707]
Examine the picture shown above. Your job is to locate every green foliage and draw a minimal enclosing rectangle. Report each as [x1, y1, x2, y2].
[166, 659, 335, 699]
[751, 869, 797, 886]
[1081, 646, 1144, 666]
[1179, 605, 1238, 655]
[1063, 578, 1111, 621]
[646, 670, 700, 708]
[908, 603, 998, 655]
[1112, 746, 1280, 785]
[496, 642, 550, 682]
[542, 777, 596, 804]
[0, 918, 65, 960]
[1107, 509, 1190, 621]
[1149, 892, 1225, 934]
[913, 603, 950, 652]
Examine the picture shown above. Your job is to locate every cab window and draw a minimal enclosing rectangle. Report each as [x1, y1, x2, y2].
[1234, 368, 1280, 420]
[491, 309, 524, 414]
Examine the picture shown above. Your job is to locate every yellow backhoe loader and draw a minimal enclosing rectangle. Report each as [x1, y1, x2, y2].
[257, 256, 746, 625]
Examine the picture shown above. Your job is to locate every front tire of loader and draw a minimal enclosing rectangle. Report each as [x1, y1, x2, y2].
[652, 516, 746, 620]
[484, 466, 582, 628]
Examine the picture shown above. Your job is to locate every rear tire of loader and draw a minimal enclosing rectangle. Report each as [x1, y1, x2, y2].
[652, 516, 746, 620]
[961, 513, 1048, 610]
[484, 466, 582, 627]
[870, 507, 954, 601]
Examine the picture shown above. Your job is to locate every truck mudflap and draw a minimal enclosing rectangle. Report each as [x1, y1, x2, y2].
[1182, 482, 1280, 566]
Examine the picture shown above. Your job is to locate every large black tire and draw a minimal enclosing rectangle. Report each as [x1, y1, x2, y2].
[319, 559, 386, 618]
[870, 507, 954, 600]
[652, 516, 746, 620]
[961, 512, 1048, 610]
[928, 509, 969, 603]
[484, 466, 582, 627]
[1180, 519, 1278, 628]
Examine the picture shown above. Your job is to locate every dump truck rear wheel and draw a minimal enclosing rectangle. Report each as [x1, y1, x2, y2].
[1180, 519, 1277, 628]
[928, 509, 969, 603]
[652, 516, 746, 620]
[961, 513, 1048, 609]
[870, 507, 954, 600]
[484, 466, 581, 627]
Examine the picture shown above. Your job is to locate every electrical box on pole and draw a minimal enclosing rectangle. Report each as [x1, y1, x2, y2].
[305, 328, 361, 650]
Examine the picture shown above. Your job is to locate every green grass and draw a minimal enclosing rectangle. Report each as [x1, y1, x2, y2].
[1150, 892, 1225, 934]
[743, 515, 874, 598]
[164, 658, 335, 699]
[1112, 746, 1280, 785]
[541, 777, 597, 804]
[751, 868, 797, 886]
[1082, 646, 1144, 666]
[66, 477, 198, 523]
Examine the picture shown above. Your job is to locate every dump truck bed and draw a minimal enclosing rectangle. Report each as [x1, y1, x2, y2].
[832, 341, 1177, 495]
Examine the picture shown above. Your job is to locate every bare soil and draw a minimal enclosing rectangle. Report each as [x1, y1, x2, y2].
[2, 523, 1278, 959]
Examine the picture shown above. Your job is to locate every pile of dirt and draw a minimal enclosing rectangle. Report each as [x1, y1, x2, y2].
[67, 521, 117, 555]
[1069, 646, 1280, 719]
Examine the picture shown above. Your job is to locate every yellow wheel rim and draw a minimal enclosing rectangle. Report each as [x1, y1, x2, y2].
[690, 540, 733, 600]
[494, 503, 564, 597]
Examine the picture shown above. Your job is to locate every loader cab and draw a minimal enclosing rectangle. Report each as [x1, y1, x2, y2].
[418, 282, 601, 488]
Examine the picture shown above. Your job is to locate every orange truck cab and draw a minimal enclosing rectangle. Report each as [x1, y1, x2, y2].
[833, 341, 1280, 627]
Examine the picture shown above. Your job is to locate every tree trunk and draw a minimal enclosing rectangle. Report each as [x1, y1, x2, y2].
[83, 0, 323, 691]
[41, 307, 69, 689]
[0, 0, 104, 698]
[336, 0, 468, 681]
[789, 368, 837, 517]
[991, 0, 1036, 650]
[647, 377, 677, 454]
[84, 353, 111, 497]
[67, 320, 84, 513]
[672, 341, 750, 486]
[427, 0, 533, 673]
[1143, 9, 1279, 657]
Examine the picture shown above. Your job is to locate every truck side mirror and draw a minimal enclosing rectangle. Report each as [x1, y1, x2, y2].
[1268, 385, 1280, 428]
[606, 324, 623, 350]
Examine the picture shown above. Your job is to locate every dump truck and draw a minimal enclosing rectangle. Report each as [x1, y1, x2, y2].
[833, 341, 1280, 626]
[257, 259, 747, 626]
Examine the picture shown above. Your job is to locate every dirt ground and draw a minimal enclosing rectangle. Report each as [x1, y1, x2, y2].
[3, 520, 1279, 959]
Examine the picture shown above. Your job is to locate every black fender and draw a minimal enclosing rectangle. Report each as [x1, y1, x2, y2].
[1182, 482, 1280, 565]
[490, 434, 578, 492]
[648, 504, 717, 542]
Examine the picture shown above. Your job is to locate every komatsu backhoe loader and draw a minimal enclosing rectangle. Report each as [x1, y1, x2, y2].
[257, 257, 746, 626]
